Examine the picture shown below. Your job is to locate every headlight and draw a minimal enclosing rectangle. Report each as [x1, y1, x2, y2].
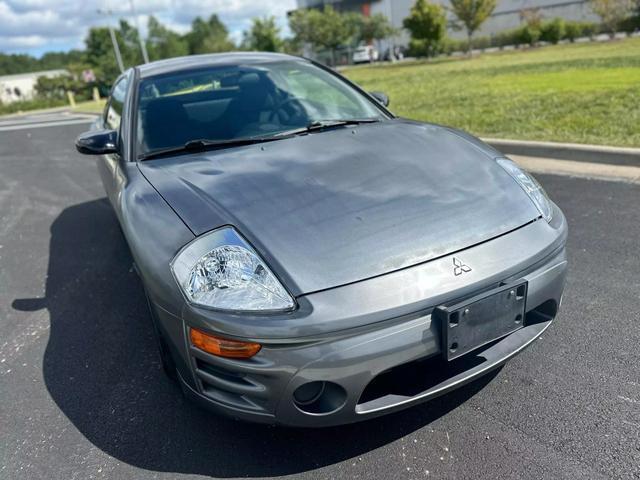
[171, 227, 295, 312]
[497, 158, 553, 222]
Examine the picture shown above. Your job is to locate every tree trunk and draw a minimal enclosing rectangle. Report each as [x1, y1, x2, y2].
[467, 31, 473, 57]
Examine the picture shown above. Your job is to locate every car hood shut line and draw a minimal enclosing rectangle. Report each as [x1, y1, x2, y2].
[139, 120, 540, 296]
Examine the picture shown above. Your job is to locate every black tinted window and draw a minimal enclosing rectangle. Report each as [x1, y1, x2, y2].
[106, 77, 128, 130]
[136, 60, 386, 155]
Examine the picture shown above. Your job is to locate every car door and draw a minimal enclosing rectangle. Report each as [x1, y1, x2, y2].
[98, 73, 130, 212]
[98, 74, 129, 213]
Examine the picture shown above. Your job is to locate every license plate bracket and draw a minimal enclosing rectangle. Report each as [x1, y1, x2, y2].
[435, 281, 528, 361]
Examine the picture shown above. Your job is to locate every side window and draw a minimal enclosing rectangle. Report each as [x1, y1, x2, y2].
[106, 77, 129, 131]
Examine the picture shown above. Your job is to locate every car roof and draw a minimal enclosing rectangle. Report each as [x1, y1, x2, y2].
[136, 52, 304, 79]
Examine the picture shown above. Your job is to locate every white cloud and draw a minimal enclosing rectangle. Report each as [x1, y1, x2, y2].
[0, 0, 297, 55]
[0, 35, 48, 49]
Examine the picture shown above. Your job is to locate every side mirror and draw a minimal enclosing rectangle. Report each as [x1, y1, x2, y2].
[75, 129, 118, 155]
[370, 91, 390, 107]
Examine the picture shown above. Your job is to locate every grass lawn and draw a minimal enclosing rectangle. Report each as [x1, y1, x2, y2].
[342, 38, 640, 147]
[72, 99, 106, 114]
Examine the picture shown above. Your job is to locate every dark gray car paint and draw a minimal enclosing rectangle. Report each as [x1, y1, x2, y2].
[139, 119, 540, 295]
[84, 52, 567, 426]
[176, 225, 567, 426]
[181, 209, 566, 340]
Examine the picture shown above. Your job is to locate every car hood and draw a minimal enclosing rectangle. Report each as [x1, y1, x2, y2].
[139, 120, 540, 296]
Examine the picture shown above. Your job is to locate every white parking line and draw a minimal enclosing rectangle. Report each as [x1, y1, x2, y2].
[0, 118, 94, 132]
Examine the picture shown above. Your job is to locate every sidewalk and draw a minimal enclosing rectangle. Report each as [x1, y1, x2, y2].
[484, 138, 640, 167]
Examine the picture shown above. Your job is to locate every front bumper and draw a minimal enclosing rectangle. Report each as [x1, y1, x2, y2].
[153, 212, 568, 427]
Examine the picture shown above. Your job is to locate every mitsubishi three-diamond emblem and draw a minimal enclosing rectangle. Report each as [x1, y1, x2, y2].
[453, 257, 472, 276]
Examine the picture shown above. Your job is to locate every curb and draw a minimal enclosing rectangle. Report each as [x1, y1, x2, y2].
[0, 106, 73, 119]
[483, 138, 640, 167]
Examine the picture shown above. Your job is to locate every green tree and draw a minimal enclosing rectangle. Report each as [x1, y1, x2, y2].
[147, 16, 189, 60]
[281, 37, 303, 55]
[83, 20, 144, 91]
[403, 0, 447, 57]
[84, 26, 124, 91]
[449, 0, 497, 53]
[242, 16, 283, 52]
[186, 14, 235, 54]
[0, 54, 38, 75]
[518, 8, 543, 46]
[590, 0, 634, 37]
[119, 19, 146, 65]
[288, 8, 313, 44]
[353, 12, 397, 46]
[289, 6, 356, 64]
[35, 70, 93, 101]
[0, 50, 83, 76]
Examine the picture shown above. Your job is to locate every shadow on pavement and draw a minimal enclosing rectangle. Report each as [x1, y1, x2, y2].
[14, 198, 497, 477]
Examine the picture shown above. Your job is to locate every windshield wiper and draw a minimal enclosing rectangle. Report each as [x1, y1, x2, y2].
[140, 119, 382, 160]
[274, 118, 381, 138]
[139, 136, 281, 161]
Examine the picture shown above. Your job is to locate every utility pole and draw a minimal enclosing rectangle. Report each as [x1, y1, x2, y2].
[129, 0, 149, 63]
[108, 26, 126, 72]
[97, 8, 125, 73]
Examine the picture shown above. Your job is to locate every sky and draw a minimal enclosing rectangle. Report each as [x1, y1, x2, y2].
[0, 0, 298, 57]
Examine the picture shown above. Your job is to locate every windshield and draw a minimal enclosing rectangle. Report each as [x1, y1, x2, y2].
[135, 60, 388, 156]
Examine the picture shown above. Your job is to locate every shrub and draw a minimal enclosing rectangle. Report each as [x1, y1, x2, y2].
[35, 73, 93, 102]
[579, 21, 599, 38]
[618, 14, 640, 33]
[564, 21, 582, 41]
[441, 35, 492, 54]
[590, 0, 635, 37]
[492, 27, 522, 47]
[515, 24, 541, 45]
[0, 97, 67, 115]
[442, 38, 466, 54]
[562, 21, 598, 41]
[471, 35, 491, 49]
[540, 18, 566, 44]
[408, 38, 445, 57]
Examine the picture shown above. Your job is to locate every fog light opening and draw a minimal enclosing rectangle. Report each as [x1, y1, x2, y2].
[293, 381, 325, 406]
[293, 381, 347, 415]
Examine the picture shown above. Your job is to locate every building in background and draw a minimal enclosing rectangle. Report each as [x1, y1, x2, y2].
[295, 0, 599, 52]
[0, 69, 66, 104]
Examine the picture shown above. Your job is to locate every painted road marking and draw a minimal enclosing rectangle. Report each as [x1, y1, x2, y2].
[0, 118, 94, 132]
[0, 113, 96, 127]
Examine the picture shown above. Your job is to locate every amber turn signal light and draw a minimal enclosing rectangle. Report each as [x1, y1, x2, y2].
[190, 328, 261, 359]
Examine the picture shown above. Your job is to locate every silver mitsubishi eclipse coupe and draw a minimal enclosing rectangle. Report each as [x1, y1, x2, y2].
[75, 52, 567, 427]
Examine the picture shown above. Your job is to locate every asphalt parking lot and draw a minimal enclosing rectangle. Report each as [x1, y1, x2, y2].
[1, 113, 639, 480]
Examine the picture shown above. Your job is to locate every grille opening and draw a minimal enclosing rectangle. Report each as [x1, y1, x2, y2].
[199, 382, 264, 411]
[359, 298, 559, 407]
[195, 358, 253, 387]
[358, 351, 486, 406]
[525, 299, 558, 326]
